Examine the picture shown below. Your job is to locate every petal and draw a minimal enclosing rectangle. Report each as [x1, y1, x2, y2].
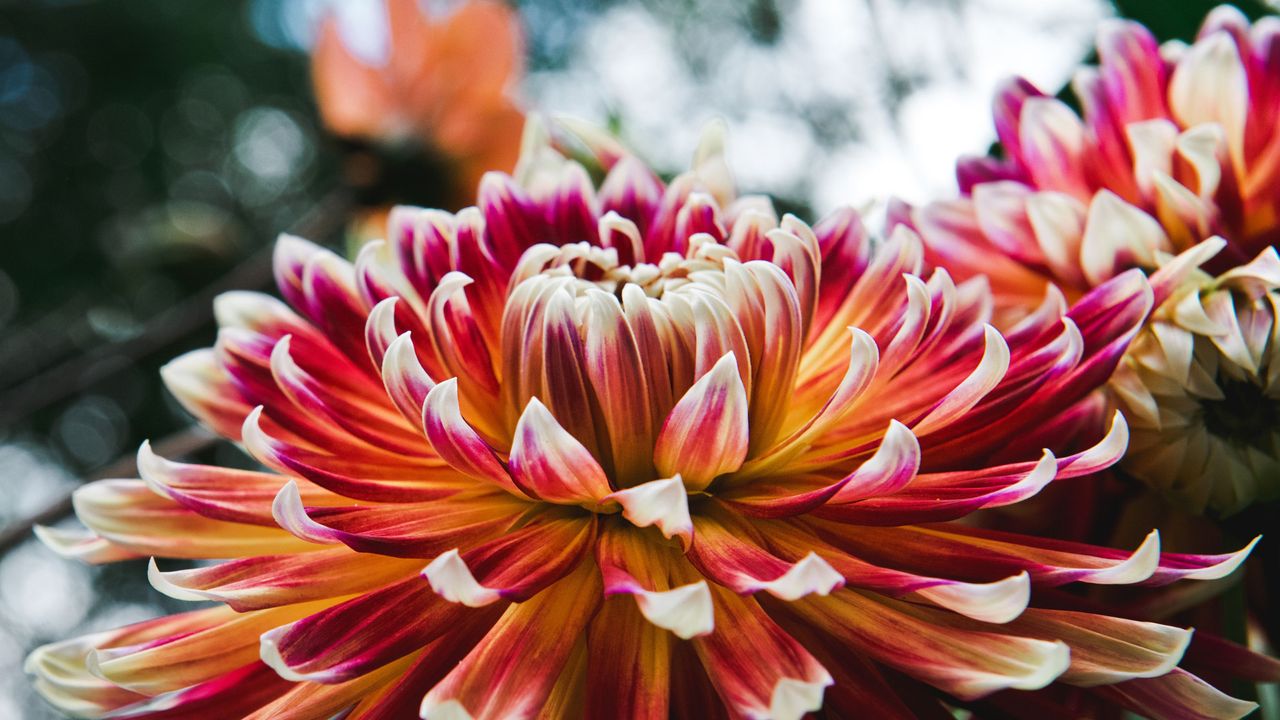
[32, 525, 142, 564]
[379, 331, 436, 428]
[820, 451, 1058, 525]
[1080, 191, 1168, 285]
[73, 479, 315, 559]
[422, 379, 526, 497]
[1001, 608, 1190, 686]
[260, 576, 498, 684]
[581, 287, 655, 485]
[794, 590, 1068, 700]
[603, 475, 693, 549]
[508, 397, 613, 504]
[1018, 97, 1089, 197]
[160, 348, 253, 440]
[584, 596, 673, 719]
[270, 480, 521, 557]
[687, 507, 843, 601]
[596, 523, 714, 640]
[245, 655, 413, 720]
[912, 325, 1009, 435]
[813, 521, 1164, 588]
[693, 586, 832, 720]
[269, 335, 427, 456]
[241, 406, 461, 503]
[88, 603, 322, 695]
[138, 439, 342, 525]
[421, 513, 595, 606]
[1169, 30, 1249, 170]
[148, 549, 421, 612]
[340, 626, 496, 720]
[766, 519, 1029, 624]
[1093, 669, 1257, 720]
[94, 662, 292, 720]
[419, 562, 601, 720]
[654, 352, 749, 490]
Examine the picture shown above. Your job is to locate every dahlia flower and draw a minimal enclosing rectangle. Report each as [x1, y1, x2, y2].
[27, 125, 1262, 719]
[897, 6, 1280, 514]
[311, 0, 525, 197]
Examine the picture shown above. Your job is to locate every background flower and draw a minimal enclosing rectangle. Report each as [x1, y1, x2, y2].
[897, 6, 1280, 517]
[312, 0, 525, 194]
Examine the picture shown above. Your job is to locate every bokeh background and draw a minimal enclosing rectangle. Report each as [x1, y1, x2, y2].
[1, 0, 1276, 716]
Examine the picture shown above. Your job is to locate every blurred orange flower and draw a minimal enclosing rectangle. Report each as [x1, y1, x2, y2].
[311, 0, 526, 201]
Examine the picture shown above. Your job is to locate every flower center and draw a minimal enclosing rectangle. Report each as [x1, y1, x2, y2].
[519, 233, 737, 302]
[1201, 378, 1280, 453]
[483, 206, 822, 499]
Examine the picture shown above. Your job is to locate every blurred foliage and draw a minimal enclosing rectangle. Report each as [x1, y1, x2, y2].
[0, 0, 342, 469]
[1114, 0, 1273, 40]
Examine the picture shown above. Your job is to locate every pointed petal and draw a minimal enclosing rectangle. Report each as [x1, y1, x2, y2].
[654, 352, 749, 490]
[148, 549, 421, 612]
[508, 398, 613, 504]
[422, 379, 526, 497]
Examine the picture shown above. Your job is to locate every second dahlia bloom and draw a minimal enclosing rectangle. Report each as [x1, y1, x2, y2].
[898, 7, 1280, 514]
[27, 127, 1261, 718]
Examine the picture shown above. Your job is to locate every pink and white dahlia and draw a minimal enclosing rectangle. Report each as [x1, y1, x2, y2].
[27, 125, 1261, 718]
[898, 7, 1280, 514]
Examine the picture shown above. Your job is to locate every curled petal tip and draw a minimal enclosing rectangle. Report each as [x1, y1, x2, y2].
[146, 557, 205, 603]
[258, 625, 314, 683]
[421, 549, 501, 607]
[1178, 536, 1260, 581]
[270, 480, 337, 545]
[633, 581, 715, 639]
[769, 674, 833, 720]
[918, 572, 1031, 624]
[31, 524, 93, 558]
[604, 476, 693, 549]
[420, 698, 475, 720]
[1090, 530, 1161, 585]
[135, 440, 170, 498]
[753, 552, 844, 601]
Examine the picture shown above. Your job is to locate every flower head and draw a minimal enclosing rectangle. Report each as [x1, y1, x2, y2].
[311, 0, 525, 196]
[898, 6, 1280, 514]
[28, 124, 1261, 719]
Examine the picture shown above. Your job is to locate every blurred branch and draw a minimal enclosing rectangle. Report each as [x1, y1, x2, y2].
[0, 425, 216, 556]
[0, 294, 95, 390]
[0, 189, 352, 429]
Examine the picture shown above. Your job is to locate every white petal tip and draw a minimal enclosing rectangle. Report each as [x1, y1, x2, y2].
[259, 627, 315, 683]
[1088, 530, 1161, 585]
[606, 476, 693, 548]
[422, 549, 501, 607]
[757, 553, 844, 601]
[270, 480, 337, 545]
[420, 699, 475, 720]
[768, 674, 832, 720]
[146, 558, 206, 602]
[1183, 536, 1260, 581]
[635, 581, 714, 639]
[918, 572, 1031, 624]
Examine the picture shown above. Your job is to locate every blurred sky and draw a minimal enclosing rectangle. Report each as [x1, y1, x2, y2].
[256, 0, 1109, 214]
